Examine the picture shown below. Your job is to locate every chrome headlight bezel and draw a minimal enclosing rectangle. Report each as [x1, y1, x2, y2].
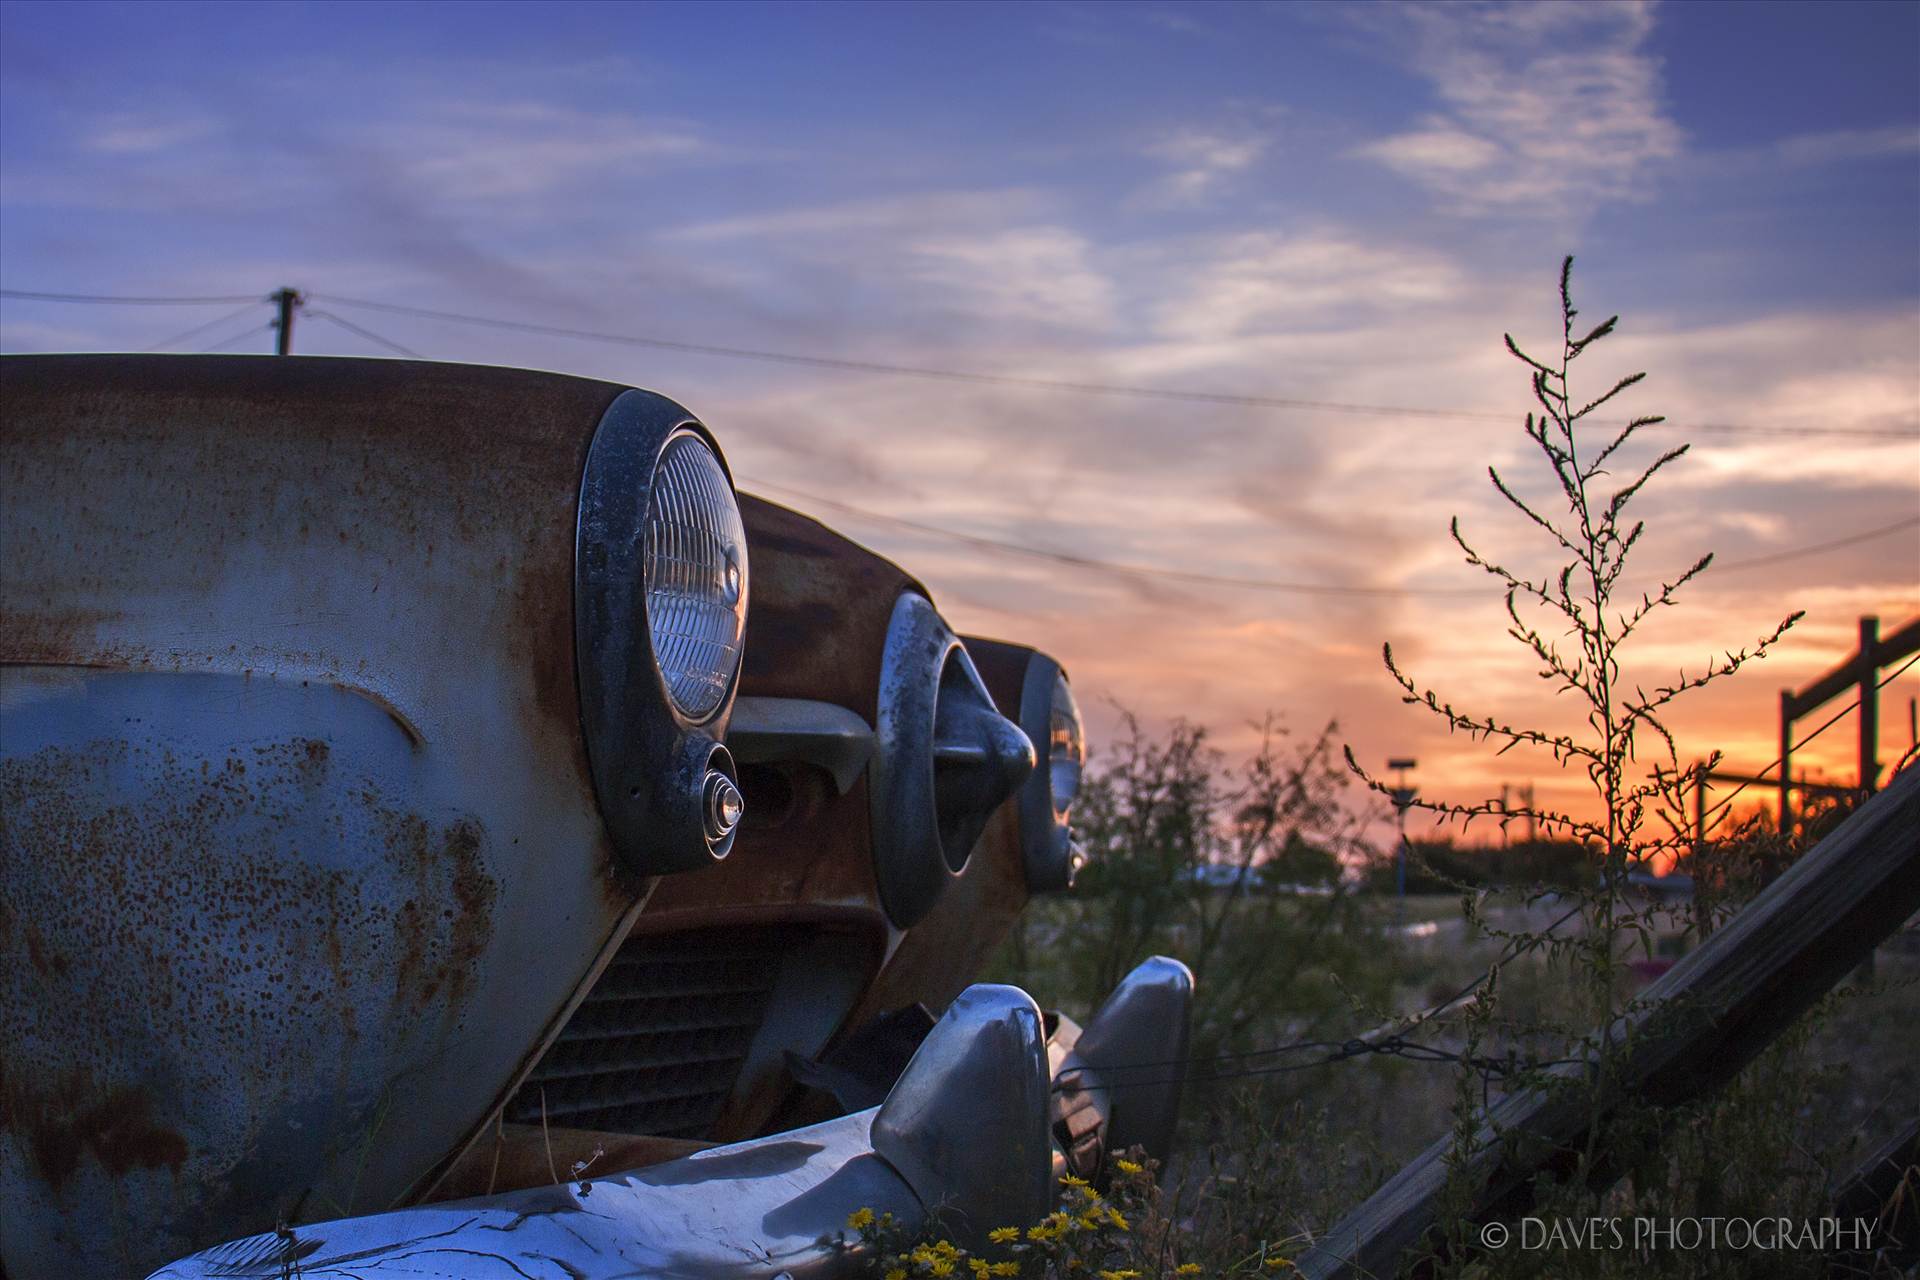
[962, 637, 1083, 894]
[1016, 653, 1083, 893]
[871, 593, 1036, 927]
[576, 389, 748, 874]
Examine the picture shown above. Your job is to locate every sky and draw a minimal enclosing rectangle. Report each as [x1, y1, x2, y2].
[3, 0, 1916, 850]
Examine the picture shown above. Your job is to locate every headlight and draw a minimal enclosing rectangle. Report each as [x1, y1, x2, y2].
[1047, 670, 1084, 822]
[577, 392, 748, 875]
[644, 431, 748, 721]
[962, 639, 1083, 893]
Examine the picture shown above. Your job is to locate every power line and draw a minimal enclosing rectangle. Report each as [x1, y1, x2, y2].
[303, 309, 423, 359]
[292, 304, 1917, 599]
[740, 478, 1485, 598]
[305, 291, 1916, 442]
[144, 303, 268, 353]
[8, 285, 1912, 441]
[198, 323, 275, 354]
[746, 479, 1920, 601]
[1712, 516, 1920, 573]
[1, 288, 264, 306]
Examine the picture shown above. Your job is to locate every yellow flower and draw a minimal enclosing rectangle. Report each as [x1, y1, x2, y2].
[1078, 1213, 1102, 1230]
[1107, 1208, 1130, 1231]
[1114, 1159, 1144, 1176]
[887, 1270, 907, 1280]
[970, 1258, 991, 1279]
[1097, 1270, 1140, 1280]
[1262, 1258, 1292, 1271]
[988, 1228, 1020, 1245]
[847, 1208, 876, 1230]
[935, 1241, 959, 1259]
[931, 1262, 955, 1278]
[1026, 1225, 1054, 1242]
[990, 1264, 1020, 1276]
[912, 1247, 937, 1266]
[1176, 1265, 1202, 1275]
[1061, 1175, 1090, 1189]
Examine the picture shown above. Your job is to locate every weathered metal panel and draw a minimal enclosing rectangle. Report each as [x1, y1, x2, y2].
[0, 355, 650, 1276]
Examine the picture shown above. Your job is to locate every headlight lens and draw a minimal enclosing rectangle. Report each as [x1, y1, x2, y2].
[1048, 671, 1084, 818]
[643, 431, 748, 720]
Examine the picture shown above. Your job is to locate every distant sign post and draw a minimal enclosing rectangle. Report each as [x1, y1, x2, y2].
[1388, 759, 1418, 905]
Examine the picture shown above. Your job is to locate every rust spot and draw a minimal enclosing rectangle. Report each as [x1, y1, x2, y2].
[734, 494, 922, 718]
[441, 819, 496, 1011]
[0, 1066, 187, 1192]
[506, 535, 580, 767]
[0, 605, 126, 666]
[23, 921, 70, 979]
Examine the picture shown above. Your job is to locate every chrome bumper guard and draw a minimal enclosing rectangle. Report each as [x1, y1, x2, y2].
[149, 958, 1193, 1280]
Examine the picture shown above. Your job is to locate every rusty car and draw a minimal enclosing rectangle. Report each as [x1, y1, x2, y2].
[0, 353, 1193, 1279]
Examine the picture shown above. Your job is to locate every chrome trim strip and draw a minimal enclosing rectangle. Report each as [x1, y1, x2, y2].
[728, 695, 876, 794]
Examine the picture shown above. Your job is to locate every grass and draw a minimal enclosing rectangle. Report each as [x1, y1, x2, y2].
[982, 887, 1919, 1278]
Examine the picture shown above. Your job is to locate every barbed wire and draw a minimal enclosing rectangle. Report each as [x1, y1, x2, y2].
[1054, 661, 1920, 1097]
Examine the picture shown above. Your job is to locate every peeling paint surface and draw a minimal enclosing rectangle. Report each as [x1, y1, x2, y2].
[0, 357, 647, 1277]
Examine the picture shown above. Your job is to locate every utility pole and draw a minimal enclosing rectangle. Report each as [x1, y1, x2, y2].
[271, 287, 302, 355]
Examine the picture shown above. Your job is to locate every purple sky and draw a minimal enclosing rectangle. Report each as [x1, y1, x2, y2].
[4, 0, 1916, 839]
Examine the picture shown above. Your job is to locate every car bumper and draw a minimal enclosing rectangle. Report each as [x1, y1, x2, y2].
[148, 957, 1193, 1280]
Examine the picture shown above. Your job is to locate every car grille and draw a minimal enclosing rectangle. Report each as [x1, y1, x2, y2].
[505, 925, 791, 1139]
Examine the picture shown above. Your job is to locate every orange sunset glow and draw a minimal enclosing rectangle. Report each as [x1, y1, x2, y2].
[4, 2, 1916, 856]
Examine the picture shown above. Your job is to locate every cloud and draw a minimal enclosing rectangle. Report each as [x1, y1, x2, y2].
[905, 227, 1117, 330]
[389, 101, 709, 201]
[1681, 124, 1920, 184]
[1769, 125, 1920, 167]
[1147, 228, 1469, 343]
[662, 189, 1056, 243]
[81, 114, 220, 155]
[1138, 128, 1267, 206]
[1349, 0, 1682, 216]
